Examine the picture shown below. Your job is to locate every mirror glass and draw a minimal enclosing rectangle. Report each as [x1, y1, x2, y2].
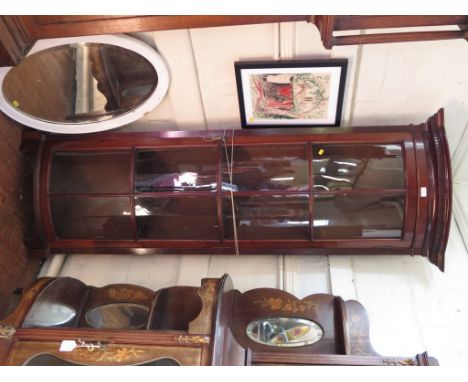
[2, 43, 157, 124]
[22, 277, 87, 328]
[246, 317, 323, 347]
[23, 303, 76, 328]
[86, 303, 149, 329]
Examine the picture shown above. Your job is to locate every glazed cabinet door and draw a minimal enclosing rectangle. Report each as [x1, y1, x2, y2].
[35, 129, 418, 254]
[310, 142, 416, 248]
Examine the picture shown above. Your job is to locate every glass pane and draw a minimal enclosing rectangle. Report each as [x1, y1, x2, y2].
[23, 278, 88, 328]
[51, 197, 133, 239]
[313, 193, 405, 239]
[3, 43, 157, 124]
[246, 317, 323, 347]
[222, 144, 308, 192]
[136, 197, 219, 240]
[312, 144, 404, 191]
[50, 151, 131, 193]
[135, 148, 218, 192]
[24, 354, 181, 366]
[223, 195, 309, 240]
[86, 303, 149, 329]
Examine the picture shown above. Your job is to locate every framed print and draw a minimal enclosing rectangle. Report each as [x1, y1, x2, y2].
[235, 59, 348, 128]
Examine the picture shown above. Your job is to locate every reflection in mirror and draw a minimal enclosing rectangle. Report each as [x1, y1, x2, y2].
[24, 353, 180, 366]
[23, 278, 88, 328]
[86, 303, 149, 329]
[2, 43, 157, 124]
[246, 317, 323, 347]
[23, 303, 76, 328]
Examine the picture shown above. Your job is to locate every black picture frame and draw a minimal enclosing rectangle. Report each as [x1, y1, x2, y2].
[235, 59, 348, 129]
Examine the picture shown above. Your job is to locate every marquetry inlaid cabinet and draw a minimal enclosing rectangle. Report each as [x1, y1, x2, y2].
[0, 274, 437, 366]
[23, 109, 451, 270]
[0, 275, 244, 366]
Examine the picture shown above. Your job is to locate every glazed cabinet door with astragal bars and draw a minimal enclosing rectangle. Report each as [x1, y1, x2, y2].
[24, 109, 451, 270]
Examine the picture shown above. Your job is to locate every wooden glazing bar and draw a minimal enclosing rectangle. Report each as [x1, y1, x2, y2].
[334, 15, 468, 30]
[333, 30, 464, 46]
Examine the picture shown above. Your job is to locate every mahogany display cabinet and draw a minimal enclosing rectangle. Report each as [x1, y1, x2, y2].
[22, 108, 451, 270]
[0, 274, 437, 366]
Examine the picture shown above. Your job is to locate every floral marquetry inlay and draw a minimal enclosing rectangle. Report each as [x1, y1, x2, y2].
[9, 342, 204, 366]
[107, 287, 149, 301]
[382, 358, 418, 366]
[176, 335, 210, 345]
[254, 298, 318, 314]
[73, 346, 146, 363]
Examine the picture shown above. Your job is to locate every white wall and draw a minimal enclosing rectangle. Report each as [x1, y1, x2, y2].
[42, 21, 468, 365]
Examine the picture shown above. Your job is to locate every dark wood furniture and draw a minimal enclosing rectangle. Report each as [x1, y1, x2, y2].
[232, 287, 438, 366]
[0, 274, 438, 366]
[0, 274, 245, 366]
[23, 109, 452, 271]
[1, 15, 467, 67]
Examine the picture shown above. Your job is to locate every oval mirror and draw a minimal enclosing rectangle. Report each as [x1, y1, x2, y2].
[0, 34, 169, 134]
[86, 302, 149, 329]
[246, 317, 323, 347]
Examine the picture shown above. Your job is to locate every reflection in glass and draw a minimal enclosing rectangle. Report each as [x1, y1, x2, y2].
[246, 317, 323, 347]
[50, 151, 131, 193]
[136, 197, 219, 240]
[2, 43, 157, 124]
[312, 144, 404, 190]
[23, 278, 88, 328]
[223, 195, 309, 240]
[313, 193, 405, 239]
[86, 303, 149, 329]
[135, 148, 218, 192]
[222, 144, 308, 191]
[51, 197, 133, 240]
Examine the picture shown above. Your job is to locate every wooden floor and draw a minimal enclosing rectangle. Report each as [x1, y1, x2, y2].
[0, 113, 41, 317]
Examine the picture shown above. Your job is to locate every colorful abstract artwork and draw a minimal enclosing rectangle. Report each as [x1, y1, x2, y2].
[235, 60, 347, 128]
[249, 72, 331, 120]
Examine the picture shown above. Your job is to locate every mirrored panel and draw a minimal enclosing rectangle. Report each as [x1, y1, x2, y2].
[223, 195, 309, 240]
[23, 278, 88, 328]
[312, 144, 404, 191]
[136, 197, 219, 240]
[23, 303, 76, 328]
[51, 197, 133, 240]
[313, 193, 405, 239]
[135, 148, 218, 192]
[246, 317, 323, 347]
[50, 151, 131, 194]
[222, 144, 308, 192]
[85, 303, 149, 329]
[2, 43, 157, 124]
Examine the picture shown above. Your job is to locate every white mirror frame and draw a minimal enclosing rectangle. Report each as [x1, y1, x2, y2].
[0, 34, 169, 134]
